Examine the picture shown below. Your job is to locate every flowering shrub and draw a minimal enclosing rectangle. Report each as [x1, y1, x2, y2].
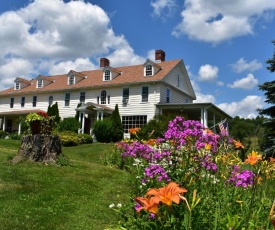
[107, 116, 275, 229]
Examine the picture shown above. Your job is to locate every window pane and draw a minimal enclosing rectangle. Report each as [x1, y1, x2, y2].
[80, 92, 85, 103]
[33, 96, 37, 107]
[121, 115, 147, 133]
[65, 93, 70, 106]
[101, 90, 106, 104]
[142, 86, 149, 102]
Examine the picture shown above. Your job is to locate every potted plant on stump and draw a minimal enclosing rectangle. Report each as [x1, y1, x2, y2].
[26, 112, 44, 135]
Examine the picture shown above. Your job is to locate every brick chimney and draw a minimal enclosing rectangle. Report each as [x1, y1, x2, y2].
[155, 50, 165, 62]
[100, 58, 110, 68]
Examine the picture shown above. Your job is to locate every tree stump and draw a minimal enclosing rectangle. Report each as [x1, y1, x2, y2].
[13, 135, 62, 164]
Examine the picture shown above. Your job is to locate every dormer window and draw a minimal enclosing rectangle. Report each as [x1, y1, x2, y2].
[15, 81, 20, 90]
[37, 79, 43, 88]
[68, 75, 74, 85]
[145, 64, 152, 76]
[104, 70, 111, 81]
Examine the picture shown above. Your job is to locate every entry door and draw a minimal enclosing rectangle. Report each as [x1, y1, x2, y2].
[7, 119, 12, 132]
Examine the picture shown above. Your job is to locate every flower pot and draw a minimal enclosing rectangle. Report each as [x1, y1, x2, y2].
[30, 120, 42, 135]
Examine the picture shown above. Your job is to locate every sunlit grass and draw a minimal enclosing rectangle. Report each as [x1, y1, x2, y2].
[0, 140, 131, 230]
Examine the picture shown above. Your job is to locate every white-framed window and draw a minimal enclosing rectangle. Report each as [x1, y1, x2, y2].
[64, 93, 70, 106]
[101, 90, 106, 104]
[104, 70, 111, 81]
[122, 88, 129, 104]
[33, 96, 37, 107]
[49, 96, 53, 106]
[108, 95, 110, 104]
[68, 75, 74, 85]
[80, 92, 85, 103]
[141, 86, 149, 102]
[15, 82, 20, 90]
[10, 98, 14, 108]
[37, 79, 43, 88]
[185, 98, 189, 103]
[166, 88, 170, 103]
[145, 64, 152, 76]
[122, 115, 147, 133]
[21, 97, 25, 108]
[97, 96, 100, 104]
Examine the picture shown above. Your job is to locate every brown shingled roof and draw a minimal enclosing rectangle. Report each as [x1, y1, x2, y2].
[0, 59, 182, 96]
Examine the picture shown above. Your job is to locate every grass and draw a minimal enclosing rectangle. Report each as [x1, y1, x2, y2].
[0, 139, 132, 230]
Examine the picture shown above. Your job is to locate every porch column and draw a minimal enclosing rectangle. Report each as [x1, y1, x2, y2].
[203, 108, 208, 128]
[200, 108, 204, 125]
[18, 122, 21, 135]
[96, 111, 99, 120]
[3, 116, 6, 132]
[212, 113, 216, 133]
[81, 113, 85, 134]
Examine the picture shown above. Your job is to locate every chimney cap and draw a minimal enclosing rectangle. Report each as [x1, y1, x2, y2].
[100, 58, 110, 68]
[155, 50, 165, 62]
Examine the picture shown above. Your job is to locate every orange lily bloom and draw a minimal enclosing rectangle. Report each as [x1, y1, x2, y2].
[146, 182, 188, 206]
[245, 150, 262, 165]
[205, 143, 211, 150]
[129, 127, 140, 135]
[270, 157, 275, 163]
[233, 140, 244, 149]
[135, 197, 159, 214]
[146, 139, 156, 146]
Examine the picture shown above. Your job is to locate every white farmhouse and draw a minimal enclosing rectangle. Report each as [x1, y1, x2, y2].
[0, 50, 231, 136]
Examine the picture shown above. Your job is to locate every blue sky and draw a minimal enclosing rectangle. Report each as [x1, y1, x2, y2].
[0, 0, 274, 118]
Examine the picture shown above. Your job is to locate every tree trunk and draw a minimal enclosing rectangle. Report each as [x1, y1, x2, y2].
[13, 134, 62, 164]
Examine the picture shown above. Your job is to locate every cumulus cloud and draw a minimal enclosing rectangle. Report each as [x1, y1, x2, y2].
[151, 0, 176, 18]
[231, 58, 262, 73]
[198, 64, 219, 82]
[218, 95, 264, 118]
[228, 73, 259, 89]
[0, 58, 35, 87]
[172, 0, 275, 43]
[48, 58, 96, 75]
[0, 0, 144, 90]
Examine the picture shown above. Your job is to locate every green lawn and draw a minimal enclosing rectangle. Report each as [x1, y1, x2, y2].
[0, 140, 131, 230]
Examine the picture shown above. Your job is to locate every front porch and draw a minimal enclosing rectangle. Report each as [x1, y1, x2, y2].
[156, 102, 232, 132]
[75, 102, 113, 134]
[0, 109, 46, 135]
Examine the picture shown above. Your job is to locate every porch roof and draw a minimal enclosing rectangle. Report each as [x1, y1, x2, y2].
[0, 109, 46, 116]
[156, 102, 232, 119]
[75, 102, 113, 113]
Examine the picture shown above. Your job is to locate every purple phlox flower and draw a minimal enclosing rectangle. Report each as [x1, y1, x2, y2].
[142, 164, 170, 184]
[198, 154, 218, 173]
[228, 166, 255, 188]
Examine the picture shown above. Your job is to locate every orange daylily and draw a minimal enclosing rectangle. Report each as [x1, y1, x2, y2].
[233, 140, 244, 149]
[204, 129, 214, 135]
[135, 197, 159, 214]
[245, 150, 262, 165]
[146, 139, 156, 146]
[129, 127, 140, 135]
[270, 157, 275, 163]
[205, 143, 212, 150]
[146, 182, 188, 206]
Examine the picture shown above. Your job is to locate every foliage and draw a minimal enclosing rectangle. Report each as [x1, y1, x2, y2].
[9, 133, 22, 140]
[108, 116, 275, 229]
[258, 40, 275, 157]
[74, 103, 82, 120]
[58, 117, 80, 133]
[57, 131, 93, 146]
[138, 113, 186, 140]
[110, 104, 124, 142]
[0, 140, 131, 230]
[47, 102, 61, 124]
[92, 118, 114, 142]
[0, 130, 8, 138]
[25, 112, 45, 122]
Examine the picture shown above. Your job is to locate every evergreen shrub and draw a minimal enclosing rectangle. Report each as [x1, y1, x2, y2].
[58, 117, 80, 133]
[92, 118, 113, 142]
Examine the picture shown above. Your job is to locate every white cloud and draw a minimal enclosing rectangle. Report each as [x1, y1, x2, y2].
[231, 58, 262, 73]
[228, 73, 259, 89]
[172, 0, 275, 43]
[48, 58, 96, 75]
[218, 95, 264, 118]
[198, 64, 219, 82]
[0, 58, 34, 88]
[191, 80, 216, 103]
[217, 81, 224, 86]
[0, 0, 145, 90]
[151, 0, 176, 18]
